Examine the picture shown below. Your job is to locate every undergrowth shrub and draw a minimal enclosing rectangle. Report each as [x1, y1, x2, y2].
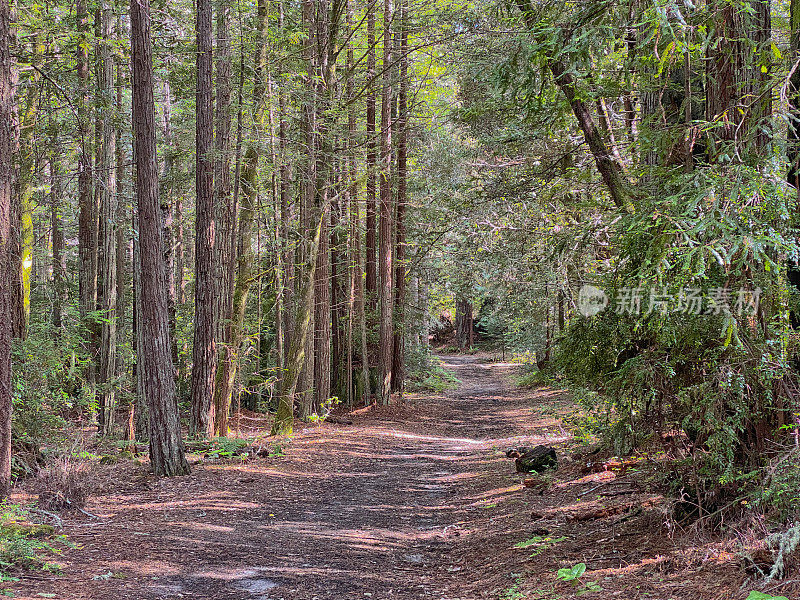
[406, 347, 459, 392]
[555, 164, 800, 518]
[35, 454, 92, 511]
[0, 503, 70, 578]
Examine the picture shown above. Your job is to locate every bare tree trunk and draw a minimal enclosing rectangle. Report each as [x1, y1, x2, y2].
[378, 0, 394, 405]
[132, 207, 148, 440]
[455, 298, 472, 351]
[131, 0, 190, 476]
[213, 0, 268, 436]
[297, 0, 317, 420]
[313, 199, 331, 413]
[272, 207, 328, 436]
[365, 0, 377, 310]
[50, 124, 66, 334]
[116, 47, 134, 448]
[278, 1, 294, 377]
[77, 0, 97, 385]
[346, 0, 368, 406]
[0, 0, 15, 499]
[330, 163, 346, 402]
[97, 0, 118, 436]
[190, 0, 217, 437]
[159, 79, 179, 370]
[391, 0, 408, 395]
[214, 0, 233, 349]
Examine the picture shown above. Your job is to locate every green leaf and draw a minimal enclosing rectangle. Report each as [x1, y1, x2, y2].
[746, 592, 789, 600]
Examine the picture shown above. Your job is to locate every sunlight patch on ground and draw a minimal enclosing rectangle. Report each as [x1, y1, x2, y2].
[169, 521, 236, 533]
[375, 430, 486, 445]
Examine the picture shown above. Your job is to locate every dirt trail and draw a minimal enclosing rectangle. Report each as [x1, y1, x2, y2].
[11, 356, 747, 600]
[14, 355, 567, 600]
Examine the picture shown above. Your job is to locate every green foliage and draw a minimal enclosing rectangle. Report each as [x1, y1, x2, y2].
[758, 451, 800, 519]
[307, 397, 341, 423]
[406, 350, 459, 392]
[555, 163, 800, 499]
[513, 535, 567, 557]
[514, 366, 553, 389]
[746, 592, 789, 600]
[0, 503, 71, 578]
[555, 563, 601, 595]
[205, 438, 249, 459]
[499, 574, 528, 600]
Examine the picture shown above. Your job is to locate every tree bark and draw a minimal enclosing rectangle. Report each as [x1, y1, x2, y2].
[159, 79, 179, 371]
[365, 1, 377, 308]
[516, 0, 633, 212]
[278, 1, 294, 377]
[378, 0, 394, 405]
[212, 0, 268, 436]
[97, 1, 118, 436]
[131, 0, 190, 476]
[0, 0, 15, 498]
[190, 0, 217, 437]
[77, 0, 97, 382]
[272, 206, 328, 436]
[391, 0, 408, 395]
[49, 123, 65, 334]
[455, 298, 473, 351]
[214, 0, 234, 349]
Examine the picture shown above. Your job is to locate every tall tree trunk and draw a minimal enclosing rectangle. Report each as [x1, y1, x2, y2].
[0, 0, 15, 499]
[11, 44, 38, 341]
[116, 48, 134, 447]
[131, 0, 190, 476]
[455, 298, 473, 351]
[791, 0, 800, 191]
[268, 72, 285, 399]
[331, 164, 346, 401]
[278, 1, 294, 378]
[159, 79, 179, 370]
[190, 0, 217, 437]
[49, 123, 65, 334]
[212, 0, 269, 436]
[214, 0, 234, 349]
[77, 0, 97, 383]
[391, 0, 408, 395]
[97, 0, 118, 435]
[298, 0, 317, 419]
[378, 0, 394, 405]
[365, 0, 377, 309]
[346, 0, 369, 405]
[272, 206, 328, 436]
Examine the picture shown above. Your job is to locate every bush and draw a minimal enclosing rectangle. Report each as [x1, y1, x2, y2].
[0, 502, 70, 578]
[35, 454, 92, 511]
[406, 348, 459, 392]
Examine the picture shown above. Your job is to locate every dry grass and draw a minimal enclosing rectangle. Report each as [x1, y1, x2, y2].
[34, 454, 92, 511]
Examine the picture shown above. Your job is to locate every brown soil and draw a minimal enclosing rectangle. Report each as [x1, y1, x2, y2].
[8, 355, 787, 600]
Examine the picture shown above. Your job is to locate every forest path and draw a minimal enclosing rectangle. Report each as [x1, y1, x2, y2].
[14, 355, 574, 600]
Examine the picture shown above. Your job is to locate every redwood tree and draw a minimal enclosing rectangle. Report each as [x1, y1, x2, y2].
[0, 0, 14, 498]
[131, 0, 190, 476]
[190, 0, 217, 437]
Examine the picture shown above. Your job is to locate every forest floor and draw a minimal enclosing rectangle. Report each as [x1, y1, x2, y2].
[8, 355, 779, 600]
